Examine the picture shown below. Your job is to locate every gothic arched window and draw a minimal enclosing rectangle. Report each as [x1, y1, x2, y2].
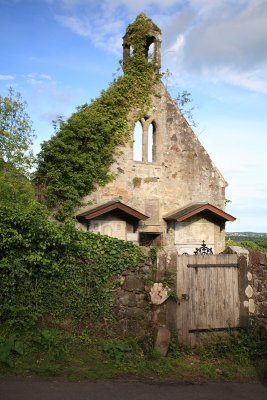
[133, 120, 142, 161]
[133, 119, 157, 163]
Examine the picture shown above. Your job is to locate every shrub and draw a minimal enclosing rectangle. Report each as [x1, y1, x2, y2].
[0, 202, 145, 327]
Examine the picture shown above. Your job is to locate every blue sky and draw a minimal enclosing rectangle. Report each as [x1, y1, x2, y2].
[1, 0, 267, 232]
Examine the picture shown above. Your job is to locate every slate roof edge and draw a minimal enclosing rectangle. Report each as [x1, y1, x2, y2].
[76, 199, 149, 221]
[163, 202, 236, 222]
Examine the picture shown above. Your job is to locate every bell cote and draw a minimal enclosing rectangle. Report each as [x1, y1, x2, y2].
[122, 13, 162, 73]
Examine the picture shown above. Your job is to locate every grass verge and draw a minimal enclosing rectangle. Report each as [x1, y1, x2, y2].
[0, 323, 266, 383]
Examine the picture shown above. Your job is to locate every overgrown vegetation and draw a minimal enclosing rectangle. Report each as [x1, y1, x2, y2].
[0, 83, 148, 377]
[198, 328, 267, 363]
[1, 17, 266, 384]
[0, 201, 145, 328]
[35, 14, 161, 220]
[0, 324, 266, 382]
[0, 160, 35, 207]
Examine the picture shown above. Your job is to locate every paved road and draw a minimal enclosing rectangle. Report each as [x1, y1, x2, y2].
[0, 377, 267, 400]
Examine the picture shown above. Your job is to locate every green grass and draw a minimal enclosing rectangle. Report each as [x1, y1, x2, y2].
[0, 324, 266, 382]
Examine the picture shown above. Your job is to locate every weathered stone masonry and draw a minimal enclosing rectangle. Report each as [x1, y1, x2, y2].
[76, 14, 235, 254]
[248, 250, 267, 335]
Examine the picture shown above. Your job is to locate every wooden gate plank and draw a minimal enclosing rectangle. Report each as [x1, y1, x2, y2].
[176, 254, 240, 346]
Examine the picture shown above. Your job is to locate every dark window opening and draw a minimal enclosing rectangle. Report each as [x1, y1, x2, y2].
[139, 233, 162, 247]
[145, 36, 155, 62]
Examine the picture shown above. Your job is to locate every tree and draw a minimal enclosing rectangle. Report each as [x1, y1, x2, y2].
[0, 87, 35, 173]
[0, 160, 35, 207]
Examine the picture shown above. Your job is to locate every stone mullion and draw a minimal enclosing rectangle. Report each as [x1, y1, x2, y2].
[141, 120, 148, 162]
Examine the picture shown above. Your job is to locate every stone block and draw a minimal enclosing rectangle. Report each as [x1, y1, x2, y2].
[258, 302, 267, 317]
[122, 275, 144, 292]
[155, 325, 171, 357]
[124, 307, 144, 318]
[120, 292, 133, 307]
[141, 266, 151, 277]
[245, 285, 253, 298]
[149, 282, 171, 305]
[227, 246, 249, 255]
[259, 321, 267, 338]
[259, 253, 267, 266]
[256, 293, 267, 302]
[248, 299, 255, 313]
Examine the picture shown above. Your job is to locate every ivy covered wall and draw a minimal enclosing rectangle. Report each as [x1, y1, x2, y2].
[0, 202, 147, 327]
[35, 14, 161, 221]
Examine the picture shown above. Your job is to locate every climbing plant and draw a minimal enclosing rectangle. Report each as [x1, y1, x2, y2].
[35, 14, 161, 220]
[0, 201, 145, 326]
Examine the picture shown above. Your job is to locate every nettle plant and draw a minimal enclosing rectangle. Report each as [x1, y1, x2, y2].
[35, 14, 161, 220]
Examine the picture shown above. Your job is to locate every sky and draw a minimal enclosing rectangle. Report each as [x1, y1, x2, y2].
[0, 0, 266, 232]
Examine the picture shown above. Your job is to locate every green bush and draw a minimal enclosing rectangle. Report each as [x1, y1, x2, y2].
[199, 328, 267, 362]
[0, 202, 145, 327]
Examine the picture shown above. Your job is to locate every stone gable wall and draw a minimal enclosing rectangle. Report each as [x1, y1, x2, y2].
[79, 80, 228, 248]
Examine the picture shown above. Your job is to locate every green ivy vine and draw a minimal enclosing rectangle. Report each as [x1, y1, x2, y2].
[0, 201, 146, 326]
[35, 14, 161, 220]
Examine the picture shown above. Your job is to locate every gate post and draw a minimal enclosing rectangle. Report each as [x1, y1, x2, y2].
[223, 246, 249, 328]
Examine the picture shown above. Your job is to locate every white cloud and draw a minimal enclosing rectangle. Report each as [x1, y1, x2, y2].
[168, 34, 185, 58]
[23, 73, 53, 83]
[198, 67, 267, 94]
[50, 0, 181, 11]
[184, 2, 267, 71]
[55, 15, 90, 36]
[39, 74, 52, 80]
[52, 1, 186, 54]
[0, 74, 15, 81]
[51, 0, 267, 92]
[55, 13, 124, 53]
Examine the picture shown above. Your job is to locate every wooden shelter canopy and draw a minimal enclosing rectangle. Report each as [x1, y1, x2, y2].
[163, 202, 236, 222]
[76, 200, 149, 221]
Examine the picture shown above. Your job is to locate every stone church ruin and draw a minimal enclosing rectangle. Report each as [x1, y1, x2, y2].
[76, 13, 235, 255]
[75, 14, 266, 348]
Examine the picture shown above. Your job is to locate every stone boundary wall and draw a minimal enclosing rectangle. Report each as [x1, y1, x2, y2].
[112, 257, 153, 336]
[248, 250, 267, 335]
[111, 246, 267, 348]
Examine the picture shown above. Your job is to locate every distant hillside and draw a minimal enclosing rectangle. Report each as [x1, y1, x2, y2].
[226, 232, 267, 252]
[226, 232, 267, 238]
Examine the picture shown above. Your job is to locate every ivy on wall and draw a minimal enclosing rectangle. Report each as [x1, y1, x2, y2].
[0, 202, 145, 326]
[35, 14, 161, 220]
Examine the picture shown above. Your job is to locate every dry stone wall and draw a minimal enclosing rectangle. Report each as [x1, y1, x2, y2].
[248, 250, 267, 335]
[112, 257, 152, 326]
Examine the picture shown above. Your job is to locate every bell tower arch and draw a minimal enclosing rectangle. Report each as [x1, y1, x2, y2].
[122, 13, 162, 74]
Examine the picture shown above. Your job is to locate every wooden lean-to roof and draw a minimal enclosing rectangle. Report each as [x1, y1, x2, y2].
[76, 199, 149, 221]
[163, 202, 236, 222]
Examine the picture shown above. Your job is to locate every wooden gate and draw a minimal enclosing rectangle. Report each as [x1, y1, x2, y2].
[176, 254, 241, 346]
